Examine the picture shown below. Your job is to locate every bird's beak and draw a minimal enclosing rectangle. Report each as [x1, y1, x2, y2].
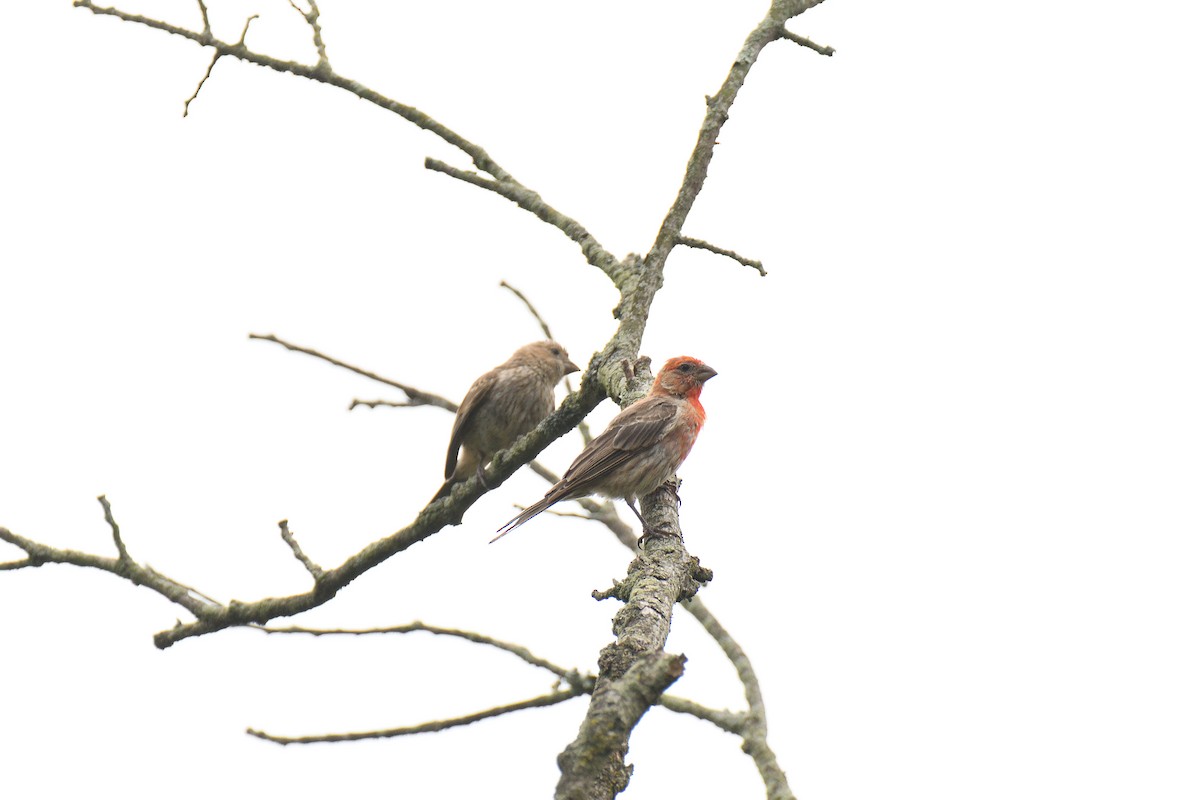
[565, 359, 581, 375]
[695, 364, 717, 382]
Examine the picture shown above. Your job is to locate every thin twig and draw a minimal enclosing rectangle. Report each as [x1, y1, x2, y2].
[98, 495, 131, 564]
[500, 280, 556, 340]
[195, 0, 210, 37]
[236, 13, 257, 46]
[779, 29, 836, 56]
[348, 398, 427, 410]
[424, 159, 618, 279]
[247, 689, 584, 745]
[688, 595, 791, 799]
[677, 235, 766, 276]
[254, 621, 739, 735]
[659, 695, 745, 734]
[182, 8, 255, 117]
[143, 563, 223, 607]
[183, 50, 220, 117]
[71, 1, 516, 184]
[277, 520, 323, 581]
[0, 525, 218, 616]
[249, 333, 458, 411]
[256, 622, 581, 681]
[287, 0, 331, 74]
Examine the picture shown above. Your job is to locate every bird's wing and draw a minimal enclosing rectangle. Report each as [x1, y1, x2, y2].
[444, 370, 496, 479]
[558, 396, 680, 489]
[493, 397, 680, 540]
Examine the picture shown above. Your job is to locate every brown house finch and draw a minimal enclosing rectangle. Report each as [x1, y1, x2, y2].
[494, 356, 716, 540]
[431, 341, 579, 502]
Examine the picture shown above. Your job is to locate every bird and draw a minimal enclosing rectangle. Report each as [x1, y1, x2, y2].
[431, 340, 579, 503]
[494, 355, 716, 541]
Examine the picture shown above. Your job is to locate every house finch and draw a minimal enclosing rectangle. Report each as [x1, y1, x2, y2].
[494, 356, 716, 540]
[431, 340, 580, 502]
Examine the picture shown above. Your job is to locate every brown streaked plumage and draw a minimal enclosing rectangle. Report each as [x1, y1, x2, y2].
[494, 356, 716, 540]
[431, 341, 579, 503]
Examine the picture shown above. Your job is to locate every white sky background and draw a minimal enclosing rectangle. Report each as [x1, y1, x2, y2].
[2, 1, 1198, 797]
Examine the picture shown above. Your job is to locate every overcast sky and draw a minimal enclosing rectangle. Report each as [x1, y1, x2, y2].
[2, 1, 1198, 798]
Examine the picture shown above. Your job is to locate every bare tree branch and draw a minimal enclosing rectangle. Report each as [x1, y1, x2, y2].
[644, 0, 828, 281]
[0, 556, 41, 571]
[0, 367, 604, 650]
[677, 235, 767, 276]
[658, 694, 745, 734]
[72, 2, 506, 177]
[256, 621, 585, 682]
[72, 0, 620, 279]
[253, 333, 585, 490]
[247, 688, 585, 745]
[182, 49, 219, 117]
[779, 28, 836, 56]
[687, 595, 793, 799]
[194, 0, 210, 38]
[156, 376, 604, 649]
[0, 517, 218, 618]
[348, 398, 426, 410]
[98, 495, 131, 565]
[424, 158, 618, 279]
[277, 520, 324, 581]
[185, 4, 259, 116]
[287, 0, 331, 74]
[254, 621, 750, 739]
[25, 5, 833, 796]
[252, 326, 589, 441]
[499, 280, 556, 341]
[249, 333, 458, 411]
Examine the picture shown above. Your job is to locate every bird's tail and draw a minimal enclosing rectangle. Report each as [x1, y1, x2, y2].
[491, 496, 555, 543]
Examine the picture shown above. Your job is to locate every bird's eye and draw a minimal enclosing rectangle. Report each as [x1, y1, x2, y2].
[550, 347, 562, 356]
[677, 362, 693, 373]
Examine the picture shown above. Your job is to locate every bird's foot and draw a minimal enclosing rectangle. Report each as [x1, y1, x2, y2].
[475, 465, 491, 491]
[637, 525, 681, 548]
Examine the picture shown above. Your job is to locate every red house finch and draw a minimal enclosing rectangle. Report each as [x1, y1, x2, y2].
[494, 356, 716, 540]
[432, 341, 580, 502]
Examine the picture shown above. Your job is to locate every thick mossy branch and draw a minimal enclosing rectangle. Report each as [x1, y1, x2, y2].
[556, 483, 711, 799]
[556, 652, 686, 799]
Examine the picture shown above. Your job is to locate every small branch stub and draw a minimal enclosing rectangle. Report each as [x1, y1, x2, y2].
[779, 28, 836, 56]
[278, 520, 324, 581]
[98, 494, 132, 565]
[677, 235, 766, 276]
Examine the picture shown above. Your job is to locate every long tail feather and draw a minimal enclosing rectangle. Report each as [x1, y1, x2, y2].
[491, 496, 555, 543]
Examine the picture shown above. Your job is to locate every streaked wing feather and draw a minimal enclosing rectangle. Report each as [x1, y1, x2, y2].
[444, 372, 495, 479]
[609, 400, 678, 451]
[558, 397, 678, 489]
[493, 397, 682, 541]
